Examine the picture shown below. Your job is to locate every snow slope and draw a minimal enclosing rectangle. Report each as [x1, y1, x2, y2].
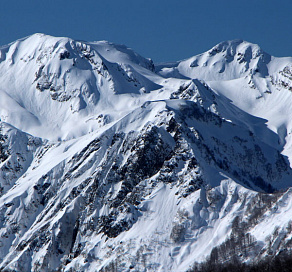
[0, 35, 292, 271]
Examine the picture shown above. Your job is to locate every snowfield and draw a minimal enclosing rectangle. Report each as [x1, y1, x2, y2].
[0, 34, 292, 271]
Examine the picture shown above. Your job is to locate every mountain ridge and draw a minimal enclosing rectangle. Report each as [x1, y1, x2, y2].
[0, 34, 292, 271]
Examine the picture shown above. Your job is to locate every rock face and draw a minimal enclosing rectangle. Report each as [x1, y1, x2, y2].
[0, 34, 292, 271]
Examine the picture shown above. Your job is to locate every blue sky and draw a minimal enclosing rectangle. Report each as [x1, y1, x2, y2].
[0, 0, 291, 62]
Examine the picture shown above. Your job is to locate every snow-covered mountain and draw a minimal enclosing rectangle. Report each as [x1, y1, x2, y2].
[0, 34, 292, 271]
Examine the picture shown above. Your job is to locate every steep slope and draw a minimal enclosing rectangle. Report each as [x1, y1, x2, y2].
[0, 35, 292, 271]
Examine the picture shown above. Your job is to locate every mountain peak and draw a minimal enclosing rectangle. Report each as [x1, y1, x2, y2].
[0, 34, 159, 140]
[208, 39, 269, 60]
[157, 39, 272, 81]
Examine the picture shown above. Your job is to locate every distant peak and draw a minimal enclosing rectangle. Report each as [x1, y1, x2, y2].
[207, 40, 269, 59]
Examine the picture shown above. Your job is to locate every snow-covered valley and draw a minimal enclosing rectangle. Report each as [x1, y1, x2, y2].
[0, 34, 292, 271]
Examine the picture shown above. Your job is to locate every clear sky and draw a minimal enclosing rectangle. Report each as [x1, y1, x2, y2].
[0, 0, 291, 62]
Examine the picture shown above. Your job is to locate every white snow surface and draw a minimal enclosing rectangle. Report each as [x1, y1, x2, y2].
[0, 34, 292, 271]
